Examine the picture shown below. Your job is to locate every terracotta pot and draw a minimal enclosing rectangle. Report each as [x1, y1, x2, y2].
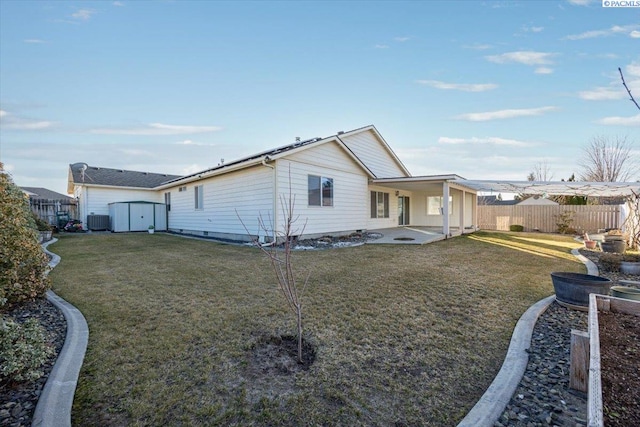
[551, 272, 613, 309]
[584, 240, 597, 249]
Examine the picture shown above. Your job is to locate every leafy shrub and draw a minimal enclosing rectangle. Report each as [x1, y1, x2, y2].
[599, 253, 622, 272]
[509, 225, 524, 232]
[0, 164, 51, 308]
[556, 211, 575, 234]
[31, 212, 52, 232]
[0, 317, 53, 382]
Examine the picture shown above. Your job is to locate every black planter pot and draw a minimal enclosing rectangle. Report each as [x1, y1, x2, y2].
[601, 240, 626, 253]
[550, 272, 613, 310]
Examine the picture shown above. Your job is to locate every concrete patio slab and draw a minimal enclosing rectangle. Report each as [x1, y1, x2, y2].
[366, 226, 447, 245]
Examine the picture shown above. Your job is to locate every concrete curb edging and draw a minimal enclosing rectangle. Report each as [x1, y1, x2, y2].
[32, 239, 89, 427]
[457, 245, 597, 427]
[457, 295, 556, 427]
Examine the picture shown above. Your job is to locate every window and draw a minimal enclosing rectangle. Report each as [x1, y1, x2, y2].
[308, 175, 333, 206]
[178, 186, 187, 192]
[370, 191, 389, 218]
[427, 196, 453, 215]
[164, 192, 171, 211]
[194, 185, 203, 210]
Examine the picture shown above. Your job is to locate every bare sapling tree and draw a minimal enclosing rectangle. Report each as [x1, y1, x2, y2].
[237, 178, 310, 363]
[527, 160, 554, 182]
[578, 135, 637, 183]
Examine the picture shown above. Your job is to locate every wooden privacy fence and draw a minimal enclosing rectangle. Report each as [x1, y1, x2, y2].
[29, 198, 78, 226]
[478, 205, 621, 233]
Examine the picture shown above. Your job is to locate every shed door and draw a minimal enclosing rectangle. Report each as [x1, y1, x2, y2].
[130, 204, 154, 231]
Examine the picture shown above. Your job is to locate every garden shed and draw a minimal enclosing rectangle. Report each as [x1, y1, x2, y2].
[109, 201, 167, 232]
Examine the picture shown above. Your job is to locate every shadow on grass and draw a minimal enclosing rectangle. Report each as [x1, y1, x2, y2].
[467, 231, 581, 263]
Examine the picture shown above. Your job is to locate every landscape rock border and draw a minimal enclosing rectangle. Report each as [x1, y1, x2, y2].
[32, 239, 89, 427]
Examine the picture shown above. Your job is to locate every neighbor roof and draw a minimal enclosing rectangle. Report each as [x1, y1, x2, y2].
[21, 187, 75, 201]
[68, 164, 181, 189]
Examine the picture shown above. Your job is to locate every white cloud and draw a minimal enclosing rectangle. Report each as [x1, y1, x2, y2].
[627, 62, 640, 77]
[23, 39, 46, 44]
[90, 123, 222, 135]
[394, 37, 411, 42]
[438, 136, 537, 147]
[535, 67, 554, 74]
[579, 86, 625, 100]
[485, 51, 555, 66]
[455, 106, 558, 122]
[113, 1, 125, 6]
[631, 31, 640, 38]
[579, 60, 640, 100]
[565, 24, 640, 40]
[176, 139, 216, 146]
[374, 44, 389, 49]
[463, 43, 493, 50]
[522, 25, 544, 33]
[416, 80, 498, 92]
[0, 110, 54, 130]
[597, 114, 640, 126]
[71, 9, 97, 21]
[567, 0, 595, 5]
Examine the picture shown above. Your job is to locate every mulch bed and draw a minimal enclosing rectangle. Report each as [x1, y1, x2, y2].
[599, 310, 640, 427]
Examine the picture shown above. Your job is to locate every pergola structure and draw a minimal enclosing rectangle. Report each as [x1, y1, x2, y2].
[457, 180, 640, 198]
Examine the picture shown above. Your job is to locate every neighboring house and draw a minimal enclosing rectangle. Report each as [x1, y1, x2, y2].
[478, 195, 518, 206]
[517, 196, 559, 206]
[68, 125, 478, 241]
[21, 187, 78, 227]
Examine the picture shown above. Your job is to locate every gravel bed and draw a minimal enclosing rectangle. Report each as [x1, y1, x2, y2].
[0, 298, 66, 427]
[495, 302, 588, 427]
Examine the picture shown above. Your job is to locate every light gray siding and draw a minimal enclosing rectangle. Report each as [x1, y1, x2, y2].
[276, 141, 369, 237]
[167, 165, 274, 240]
[340, 129, 408, 178]
[75, 185, 161, 227]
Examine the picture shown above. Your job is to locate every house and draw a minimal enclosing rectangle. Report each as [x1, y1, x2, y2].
[21, 187, 78, 227]
[68, 125, 478, 241]
[517, 196, 559, 206]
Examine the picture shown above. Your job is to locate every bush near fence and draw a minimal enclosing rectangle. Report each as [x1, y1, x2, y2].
[478, 205, 621, 234]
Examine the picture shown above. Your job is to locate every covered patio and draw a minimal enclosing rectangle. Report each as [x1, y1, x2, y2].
[370, 175, 478, 238]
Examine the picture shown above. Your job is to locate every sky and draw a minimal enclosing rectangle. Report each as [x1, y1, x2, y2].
[1, 0, 639, 197]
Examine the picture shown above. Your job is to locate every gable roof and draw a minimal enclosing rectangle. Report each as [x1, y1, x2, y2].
[159, 126, 390, 188]
[69, 125, 411, 191]
[68, 163, 181, 191]
[21, 187, 75, 201]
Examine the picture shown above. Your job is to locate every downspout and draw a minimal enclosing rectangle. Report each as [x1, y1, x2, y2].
[261, 156, 277, 244]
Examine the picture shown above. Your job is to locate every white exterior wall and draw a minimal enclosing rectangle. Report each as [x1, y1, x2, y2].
[367, 185, 402, 229]
[74, 185, 161, 227]
[340, 130, 408, 178]
[419, 189, 463, 227]
[275, 141, 369, 237]
[465, 192, 475, 228]
[166, 165, 274, 240]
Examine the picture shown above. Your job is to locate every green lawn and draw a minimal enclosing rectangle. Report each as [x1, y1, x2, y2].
[49, 231, 584, 426]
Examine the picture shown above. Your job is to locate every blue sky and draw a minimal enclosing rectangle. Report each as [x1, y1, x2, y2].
[1, 0, 638, 196]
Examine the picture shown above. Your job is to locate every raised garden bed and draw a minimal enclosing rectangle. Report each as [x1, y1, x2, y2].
[571, 294, 639, 427]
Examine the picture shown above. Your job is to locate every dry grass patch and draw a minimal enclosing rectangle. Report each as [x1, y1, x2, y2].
[49, 231, 584, 426]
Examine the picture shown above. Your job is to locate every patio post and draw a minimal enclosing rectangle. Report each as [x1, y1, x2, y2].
[443, 182, 450, 236]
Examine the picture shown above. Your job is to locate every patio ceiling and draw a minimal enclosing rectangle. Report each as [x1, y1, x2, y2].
[458, 180, 640, 198]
